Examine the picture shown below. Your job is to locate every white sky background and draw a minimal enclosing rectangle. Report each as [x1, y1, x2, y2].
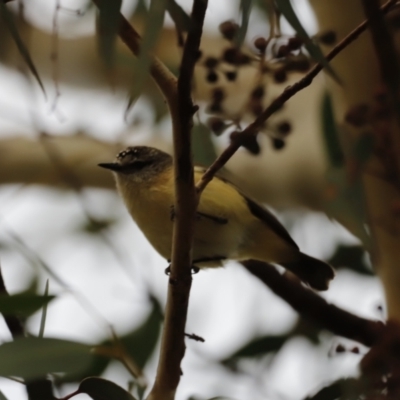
[0, 0, 385, 399]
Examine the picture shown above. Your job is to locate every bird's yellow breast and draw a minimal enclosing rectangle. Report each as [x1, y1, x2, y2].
[117, 166, 295, 266]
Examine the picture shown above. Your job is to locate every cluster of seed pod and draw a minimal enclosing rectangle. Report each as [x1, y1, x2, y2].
[195, 19, 336, 155]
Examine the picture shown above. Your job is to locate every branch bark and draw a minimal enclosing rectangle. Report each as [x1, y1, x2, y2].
[242, 260, 384, 347]
[148, 1, 208, 399]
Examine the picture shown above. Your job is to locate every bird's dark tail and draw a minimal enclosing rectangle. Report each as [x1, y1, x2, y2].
[281, 252, 335, 291]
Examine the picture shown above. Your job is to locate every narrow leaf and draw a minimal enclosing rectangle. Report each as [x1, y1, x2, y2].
[353, 132, 374, 165]
[321, 93, 344, 168]
[166, 0, 191, 33]
[0, 337, 93, 379]
[222, 334, 289, 368]
[0, 390, 9, 400]
[38, 280, 50, 338]
[235, 0, 253, 46]
[275, 0, 340, 82]
[121, 297, 163, 369]
[97, 0, 123, 68]
[0, 293, 54, 317]
[126, 0, 167, 113]
[328, 245, 373, 275]
[0, 2, 46, 94]
[79, 377, 137, 400]
[192, 123, 218, 167]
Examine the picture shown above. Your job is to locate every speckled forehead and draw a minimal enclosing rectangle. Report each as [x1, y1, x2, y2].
[116, 147, 140, 162]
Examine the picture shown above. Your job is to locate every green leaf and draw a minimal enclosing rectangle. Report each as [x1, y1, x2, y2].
[81, 218, 116, 234]
[97, 0, 123, 69]
[0, 390, 9, 400]
[55, 354, 110, 385]
[0, 2, 46, 95]
[166, 0, 191, 33]
[0, 293, 54, 317]
[275, 0, 339, 82]
[321, 93, 344, 168]
[304, 378, 360, 400]
[0, 337, 93, 379]
[79, 377, 137, 400]
[328, 245, 373, 276]
[126, 0, 168, 113]
[353, 132, 374, 165]
[38, 280, 50, 338]
[222, 334, 289, 368]
[192, 123, 218, 167]
[235, 0, 253, 47]
[324, 167, 371, 249]
[121, 297, 163, 369]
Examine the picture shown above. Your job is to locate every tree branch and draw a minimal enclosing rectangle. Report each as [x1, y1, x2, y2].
[242, 260, 384, 347]
[144, 1, 208, 399]
[195, 0, 398, 194]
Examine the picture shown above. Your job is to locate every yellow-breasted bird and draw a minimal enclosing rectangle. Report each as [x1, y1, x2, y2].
[99, 146, 335, 290]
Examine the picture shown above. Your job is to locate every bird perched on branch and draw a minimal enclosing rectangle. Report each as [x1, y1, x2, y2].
[99, 146, 335, 290]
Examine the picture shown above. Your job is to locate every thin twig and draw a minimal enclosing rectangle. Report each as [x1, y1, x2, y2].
[361, 0, 400, 184]
[196, 0, 398, 194]
[242, 260, 385, 347]
[147, 1, 208, 399]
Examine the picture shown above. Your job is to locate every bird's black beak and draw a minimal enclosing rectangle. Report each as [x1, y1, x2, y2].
[98, 163, 123, 172]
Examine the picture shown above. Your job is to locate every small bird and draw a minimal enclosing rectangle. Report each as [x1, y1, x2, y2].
[99, 146, 335, 290]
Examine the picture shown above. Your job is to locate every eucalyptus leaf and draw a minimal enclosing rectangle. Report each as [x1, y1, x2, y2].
[121, 296, 163, 369]
[166, 0, 191, 33]
[192, 123, 218, 167]
[0, 390, 9, 400]
[79, 377, 137, 400]
[0, 2, 45, 94]
[275, 0, 339, 82]
[353, 132, 374, 165]
[222, 334, 289, 369]
[0, 337, 93, 379]
[235, 0, 253, 47]
[328, 245, 373, 276]
[127, 0, 167, 113]
[321, 93, 344, 168]
[38, 280, 50, 338]
[324, 167, 371, 249]
[304, 378, 360, 400]
[0, 293, 54, 317]
[97, 0, 123, 69]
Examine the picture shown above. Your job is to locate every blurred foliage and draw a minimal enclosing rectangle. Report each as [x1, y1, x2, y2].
[58, 296, 162, 384]
[166, 0, 191, 35]
[192, 123, 218, 167]
[328, 244, 374, 276]
[275, 0, 339, 81]
[38, 279, 50, 338]
[322, 94, 345, 168]
[0, 390, 8, 400]
[304, 378, 360, 400]
[0, 292, 54, 318]
[79, 377, 137, 400]
[80, 217, 117, 234]
[0, 2, 45, 93]
[234, 0, 253, 47]
[0, 337, 94, 380]
[127, 0, 168, 113]
[222, 318, 322, 370]
[97, 0, 123, 69]
[322, 94, 371, 248]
